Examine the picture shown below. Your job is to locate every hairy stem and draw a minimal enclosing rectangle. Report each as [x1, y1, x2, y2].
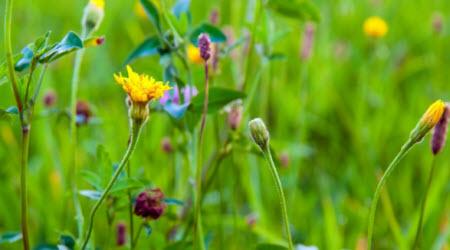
[81, 121, 143, 250]
[263, 147, 294, 250]
[367, 139, 415, 250]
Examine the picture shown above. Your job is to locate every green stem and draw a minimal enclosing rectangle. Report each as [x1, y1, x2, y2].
[194, 63, 210, 250]
[4, 0, 23, 113]
[132, 222, 144, 247]
[367, 139, 415, 250]
[69, 48, 86, 239]
[412, 156, 437, 249]
[127, 161, 135, 250]
[262, 147, 294, 250]
[81, 121, 143, 250]
[20, 128, 31, 250]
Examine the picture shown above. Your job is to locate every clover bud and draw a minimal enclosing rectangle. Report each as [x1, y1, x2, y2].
[249, 118, 270, 150]
[198, 33, 211, 62]
[82, 0, 105, 36]
[116, 222, 126, 246]
[134, 188, 167, 220]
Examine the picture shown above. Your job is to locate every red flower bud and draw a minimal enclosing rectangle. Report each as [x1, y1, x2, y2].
[134, 188, 167, 220]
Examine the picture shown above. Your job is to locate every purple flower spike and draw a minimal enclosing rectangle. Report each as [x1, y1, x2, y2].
[116, 222, 126, 246]
[198, 33, 211, 61]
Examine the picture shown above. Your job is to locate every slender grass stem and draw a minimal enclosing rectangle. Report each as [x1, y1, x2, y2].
[132, 222, 144, 247]
[262, 147, 294, 250]
[4, 0, 23, 113]
[367, 139, 415, 250]
[194, 63, 209, 250]
[20, 128, 31, 250]
[81, 121, 143, 250]
[412, 156, 437, 249]
[127, 161, 135, 250]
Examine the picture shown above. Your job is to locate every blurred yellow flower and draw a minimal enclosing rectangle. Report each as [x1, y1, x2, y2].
[187, 44, 203, 64]
[49, 170, 62, 198]
[363, 16, 388, 38]
[114, 66, 171, 104]
[90, 0, 105, 9]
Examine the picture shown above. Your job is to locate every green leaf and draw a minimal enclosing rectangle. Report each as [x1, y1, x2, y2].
[6, 106, 18, 114]
[110, 178, 144, 194]
[164, 198, 184, 206]
[140, 0, 162, 32]
[34, 244, 59, 250]
[124, 36, 161, 65]
[190, 23, 227, 44]
[80, 170, 102, 191]
[0, 232, 22, 244]
[266, 0, 320, 22]
[190, 87, 246, 114]
[15, 46, 34, 72]
[163, 103, 189, 120]
[0, 107, 19, 122]
[39, 32, 83, 63]
[79, 190, 102, 200]
[255, 243, 288, 250]
[143, 223, 153, 236]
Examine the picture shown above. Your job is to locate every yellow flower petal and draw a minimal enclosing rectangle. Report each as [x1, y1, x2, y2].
[363, 16, 388, 38]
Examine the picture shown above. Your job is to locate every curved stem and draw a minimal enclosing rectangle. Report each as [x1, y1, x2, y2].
[412, 156, 437, 249]
[263, 147, 294, 250]
[367, 139, 415, 250]
[81, 121, 143, 250]
[127, 161, 135, 250]
[20, 128, 31, 250]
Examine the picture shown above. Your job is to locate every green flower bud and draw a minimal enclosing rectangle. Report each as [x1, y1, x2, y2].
[249, 118, 270, 150]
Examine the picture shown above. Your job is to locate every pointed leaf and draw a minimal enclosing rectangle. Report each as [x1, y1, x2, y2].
[190, 87, 246, 114]
[266, 0, 320, 22]
[124, 36, 161, 65]
[79, 190, 102, 201]
[163, 103, 189, 119]
[190, 23, 227, 44]
[172, 0, 190, 18]
[140, 0, 162, 32]
[39, 32, 83, 63]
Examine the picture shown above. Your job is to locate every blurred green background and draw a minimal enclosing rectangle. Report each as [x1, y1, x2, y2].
[1, 0, 450, 249]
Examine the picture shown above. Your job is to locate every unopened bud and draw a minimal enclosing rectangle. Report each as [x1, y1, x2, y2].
[198, 33, 211, 62]
[116, 222, 126, 246]
[227, 100, 243, 130]
[76, 100, 92, 126]
[43, 90, 57, 107]
[432, 12, 444, 34]
[410, 100, 445, 143]
[279, 152, 290, 168]
[431, 103, 450, 155]
[134, 188, 166, 220]
[300, 22, 315, 60]
[161, 137, 173, 153]
[249, 118, 270, 150]
[82, 0, 105, 37]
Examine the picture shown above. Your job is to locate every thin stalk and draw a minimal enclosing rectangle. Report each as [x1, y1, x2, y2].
[132, 222, 144, 247]
[127, 161, 135, 250]
[20, 128, 31, 250]
[69, 48, 86, 239]
[81, 121, 143, 250]
[367, 139, 415, 250]
[413, 156, 437, 249]
[194, 63, 210, 250]
[4, 0, 23, 113]
[262, 147, 294, 250]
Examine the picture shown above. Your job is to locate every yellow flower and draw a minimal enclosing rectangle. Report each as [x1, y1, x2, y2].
[114, 66, 171, 104]
[187, 44, 203, 64]
[410, 99, 445, 143]
[363, 16, 388, 38]
[90, 0, 105, 10]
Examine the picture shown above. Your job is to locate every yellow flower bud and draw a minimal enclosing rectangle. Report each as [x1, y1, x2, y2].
[410, 100, 445, 143]
[187, 44, 203, 65]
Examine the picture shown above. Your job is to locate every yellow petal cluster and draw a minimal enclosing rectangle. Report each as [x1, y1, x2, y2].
[187, 44, 203, 65]
[114, 66, 171, 104]
[90, 0, 105, 9]
[363, 16, 388, 38]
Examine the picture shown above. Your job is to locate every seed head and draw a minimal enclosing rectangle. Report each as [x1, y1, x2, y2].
[198, 33, 211, 62]
[431, 103, 450, 155]
[134, 188, 167, 220]
[410, 100, 446, 143]
[227, 100, 243, 130]
[249, 118, 270, 150]
[76, 101, 92, 126]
